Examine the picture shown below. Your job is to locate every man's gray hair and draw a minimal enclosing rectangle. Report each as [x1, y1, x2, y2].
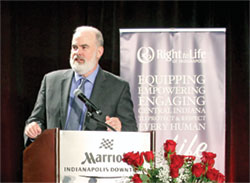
[74, 26, 104, 47]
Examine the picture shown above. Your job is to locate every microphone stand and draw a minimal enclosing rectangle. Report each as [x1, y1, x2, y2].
[85, 105, 116, 132]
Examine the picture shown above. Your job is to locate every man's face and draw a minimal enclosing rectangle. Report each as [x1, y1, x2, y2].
[70, 31, 103, 76]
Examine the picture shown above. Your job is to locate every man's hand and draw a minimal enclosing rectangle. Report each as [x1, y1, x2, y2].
[105, 116, 122, 131]
[24, 122, 42, 139]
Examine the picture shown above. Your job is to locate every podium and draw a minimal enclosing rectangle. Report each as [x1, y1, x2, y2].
[23, 129, 154, 182]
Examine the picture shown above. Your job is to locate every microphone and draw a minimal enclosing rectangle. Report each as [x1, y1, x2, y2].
[74, 89, 115, 131]
[74, 89, 102, 115]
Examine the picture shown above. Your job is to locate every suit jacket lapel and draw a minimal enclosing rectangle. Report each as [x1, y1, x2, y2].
[60, 69, 74, 129]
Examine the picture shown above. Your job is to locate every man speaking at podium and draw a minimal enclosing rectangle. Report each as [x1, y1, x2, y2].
[24, 26, 137, 146]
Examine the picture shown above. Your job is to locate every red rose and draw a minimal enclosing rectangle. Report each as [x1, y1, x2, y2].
[122, 152, 144, 167]
[192, 163, 205, 178]
[131, 174, 142, 183]
[201, 151, 216, 169]
[143, 151, 154, 162]
[132, 152, 144, 167]
[122, 152, 135, 165]
[202, 151, 216, 159]
[170, 164, 179, 178]
[217, 172, 226, 183]
[206, 168, 219, 181]
[164, 140, 177, 154]
[170, 154, 184, 169]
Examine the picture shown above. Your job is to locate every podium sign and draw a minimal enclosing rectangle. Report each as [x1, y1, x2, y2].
[23, 129, 153, 183]
[59, 131, 151, 182]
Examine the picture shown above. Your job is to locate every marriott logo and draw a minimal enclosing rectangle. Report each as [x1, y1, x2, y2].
[81, 152, 123, 164]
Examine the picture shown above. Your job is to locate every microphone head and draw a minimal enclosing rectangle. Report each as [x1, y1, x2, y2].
[74, 88, 82, 97]
[74, 88, 102, 115]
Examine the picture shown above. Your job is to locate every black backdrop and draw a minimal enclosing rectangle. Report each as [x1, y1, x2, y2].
[1, 1, 249, 182]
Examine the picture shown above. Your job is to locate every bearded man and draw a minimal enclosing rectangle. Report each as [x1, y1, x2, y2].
[24, 26, 137, 146]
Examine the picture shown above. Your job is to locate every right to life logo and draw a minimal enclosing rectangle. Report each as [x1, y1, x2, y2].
[137, 47, 155, 64]
[137, 46, 207, 64]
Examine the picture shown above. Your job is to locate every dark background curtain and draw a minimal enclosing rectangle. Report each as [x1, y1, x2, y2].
[1, 1, 249, 182]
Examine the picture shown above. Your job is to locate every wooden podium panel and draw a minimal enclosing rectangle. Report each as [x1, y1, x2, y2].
[23, 128, 58, 182]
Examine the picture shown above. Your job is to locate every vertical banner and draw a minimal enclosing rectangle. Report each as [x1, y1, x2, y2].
[120, 28, 226, 173]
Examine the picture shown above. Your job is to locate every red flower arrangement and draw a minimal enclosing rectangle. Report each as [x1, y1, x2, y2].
[122, 139, 225, 183]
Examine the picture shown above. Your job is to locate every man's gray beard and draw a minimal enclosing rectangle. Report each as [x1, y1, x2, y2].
[69, 54, 97, 75]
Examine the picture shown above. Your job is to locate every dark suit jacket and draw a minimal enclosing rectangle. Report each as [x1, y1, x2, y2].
[24, 68, 137, 146]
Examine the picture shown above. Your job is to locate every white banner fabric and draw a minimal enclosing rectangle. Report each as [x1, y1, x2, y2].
[120, 28, 225, 173]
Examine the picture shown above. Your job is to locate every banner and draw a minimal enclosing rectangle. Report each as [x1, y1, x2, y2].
[120, 28, 225, 173]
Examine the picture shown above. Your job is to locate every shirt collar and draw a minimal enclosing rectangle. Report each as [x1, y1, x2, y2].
[74, 65, 99, 84]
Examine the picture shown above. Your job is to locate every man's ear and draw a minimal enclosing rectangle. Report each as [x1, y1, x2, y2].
[97, 46, 104, 59]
